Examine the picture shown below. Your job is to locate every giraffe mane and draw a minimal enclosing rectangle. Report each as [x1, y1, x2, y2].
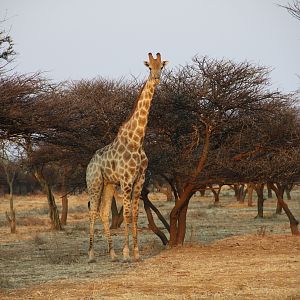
[122, 81, 147, 125]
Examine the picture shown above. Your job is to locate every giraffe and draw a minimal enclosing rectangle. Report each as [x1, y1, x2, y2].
[86, 53, 168, 262]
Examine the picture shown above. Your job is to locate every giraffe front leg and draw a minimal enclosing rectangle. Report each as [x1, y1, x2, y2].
[122, 184, 132, 262]
[132, 175, 145, 262]
[99, 184, 118, 262]
[132, 197, 140, 262]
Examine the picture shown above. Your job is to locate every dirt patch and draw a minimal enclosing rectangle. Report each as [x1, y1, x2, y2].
[0, 191, 300, 299]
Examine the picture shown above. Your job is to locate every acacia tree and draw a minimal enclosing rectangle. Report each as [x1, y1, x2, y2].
[21, 76, 173, 237]
[0, 140, 22, 233]
[214, 97, 300, 233]
[18, 78, 139, 229]
[3, 49, 298, 243]
[0, 70, 65, 230]
[147, 56, 288, 246]
[26, 141, 64, 230]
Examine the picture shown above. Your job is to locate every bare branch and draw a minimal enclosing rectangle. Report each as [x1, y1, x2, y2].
[279, 1, 300, 21]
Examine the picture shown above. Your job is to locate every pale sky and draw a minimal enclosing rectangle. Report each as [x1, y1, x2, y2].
[1, 0, 300, 92]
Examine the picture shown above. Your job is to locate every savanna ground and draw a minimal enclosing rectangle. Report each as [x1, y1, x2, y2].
[0, 188, 300, 299]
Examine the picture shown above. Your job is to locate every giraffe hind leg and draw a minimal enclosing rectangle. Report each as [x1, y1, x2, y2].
[87, 177, 103, 263]
[121, 182, 133, 262]
[99, 184, 118, 261]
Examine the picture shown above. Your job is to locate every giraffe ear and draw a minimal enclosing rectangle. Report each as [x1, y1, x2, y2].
[144, 61, 150, 67]
[162, 61, 169, 67]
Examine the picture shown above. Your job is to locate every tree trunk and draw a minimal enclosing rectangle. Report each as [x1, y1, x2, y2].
[2, 162, 17, 233]
[270, 183, 299, 235]
[5, 181, 16, 233]
[110, 197, 123, 229]
[142, 187, 170, 232]
[254, 183, 265, 218]
[275, 200, 283, 214]
[34, 168, 62, 231]
[169, 186, 193, 246]
[199, 184, 206, 197]
[141, 187, 168, 245]
[274, 183, 294, 213]
[60, 173, 68, 225]
[232, 184, 239, 199]
[161, 175, 179, 202]
[238, 184, 245, 203]
[176, 196, 192, 245]
[267, 182, 273, 198]
[233, 184, 245, 203]
[247, 183, 254, 207]
[46, 184, 62, 230]
[272, 182, 283, 214]
[165, 184, 174, 202]
[213, 190, 220, 204]
[61, 194, 68, 225]
[154, 179, 174, 202]
[284, 183, 293, 200]
[208, 184, 223, 205]
[111, 196, 118, 229]
[169, 124, 212, 247]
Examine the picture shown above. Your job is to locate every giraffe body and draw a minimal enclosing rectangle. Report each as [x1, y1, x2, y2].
[86, 53, 168, 262]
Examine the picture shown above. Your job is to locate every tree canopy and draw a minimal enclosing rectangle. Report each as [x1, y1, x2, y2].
[1, 50, 300, 238]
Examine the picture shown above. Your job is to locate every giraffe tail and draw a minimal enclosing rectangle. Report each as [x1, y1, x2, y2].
[86, 169, 104, 213]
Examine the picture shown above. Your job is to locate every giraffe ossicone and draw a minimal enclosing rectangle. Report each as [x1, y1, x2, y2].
[86, 53, 168, 262]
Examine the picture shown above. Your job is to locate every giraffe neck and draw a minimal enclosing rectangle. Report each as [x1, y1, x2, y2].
[119, 78, 156, 145]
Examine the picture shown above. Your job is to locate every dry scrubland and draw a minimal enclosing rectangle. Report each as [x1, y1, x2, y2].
[0, 189, 300, 299]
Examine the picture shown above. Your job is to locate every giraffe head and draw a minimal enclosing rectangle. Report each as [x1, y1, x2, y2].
[144, 53, 168, 84]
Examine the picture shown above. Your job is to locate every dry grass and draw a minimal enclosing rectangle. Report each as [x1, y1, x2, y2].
[0, 191, 300, 299]
[18, 216, 48, 226]
[2, 235, 300, 299]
